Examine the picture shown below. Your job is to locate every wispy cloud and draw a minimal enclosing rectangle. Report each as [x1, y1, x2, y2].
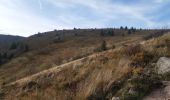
[47, 0, 158, 27]
[154, 0, 169, 3]
[38, 0, 42, 10]
[0, 1, 56, 36]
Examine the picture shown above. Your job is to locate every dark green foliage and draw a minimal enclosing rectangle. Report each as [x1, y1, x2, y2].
[2, 52, 7, 58]
[7, 53, 14, 59]
[53, 34, 64, 43]
[125, 26, 128, 30]
[0, 54, 2, 65]
[121, 70, 162, 100]
[100, 29, 114, 37]
[0, 41, 30, 65]
[9, 42, 18, 50]
[0, 34, 25, 44]
[125, 27, 138, 35]
[131, 27, 136, 33]
[95, 40, 107, 52]
[0, 52, 7, 65]
[100, 29, 105, 36]
[101, 40, 107, 51]
[127, 27, 137, 35]
[24, 44, 29, 52]
[128, 30, 132, 35]
[120, 26, 124, 30]
[10, 42, 29, 51]
[18, 43, 29, 52]
[108, 30, 114, 36]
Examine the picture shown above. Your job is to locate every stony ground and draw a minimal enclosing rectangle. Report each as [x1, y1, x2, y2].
[144, 81, 170, 100]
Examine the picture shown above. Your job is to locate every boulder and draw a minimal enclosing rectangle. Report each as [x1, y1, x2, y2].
[156, 57, 170, 74]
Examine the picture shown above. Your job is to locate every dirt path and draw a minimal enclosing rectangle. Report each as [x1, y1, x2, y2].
[5, 37, 140, 86]
[143, 81, 170, 100]
[6, 49, 115, 86]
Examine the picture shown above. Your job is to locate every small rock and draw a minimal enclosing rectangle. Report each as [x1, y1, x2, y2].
[111, 97, 120, 100]
[156, 57, 170, 74]
[128, 88, 136, 95]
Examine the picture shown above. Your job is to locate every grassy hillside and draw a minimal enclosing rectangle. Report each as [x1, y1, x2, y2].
[2, 48, 132, 100]
[1, 32, 170, 100]
[0, 29, 170, 100]
[0, 29, 159, 85]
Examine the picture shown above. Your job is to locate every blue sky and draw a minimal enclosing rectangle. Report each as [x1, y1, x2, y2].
[0, 0, 170, 36]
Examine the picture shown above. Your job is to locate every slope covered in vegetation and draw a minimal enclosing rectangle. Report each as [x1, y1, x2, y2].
[0, 28, 157, 85]
[0, 29, 170, 100]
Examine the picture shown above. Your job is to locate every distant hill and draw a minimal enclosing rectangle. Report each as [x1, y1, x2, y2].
[0, 28, 167, 66]
[0, 34, 26, 65]
[0, 34, 25, 49]
[0, 34, 25, 44]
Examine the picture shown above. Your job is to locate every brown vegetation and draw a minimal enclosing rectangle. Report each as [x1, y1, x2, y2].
[0, 29, 170, 100]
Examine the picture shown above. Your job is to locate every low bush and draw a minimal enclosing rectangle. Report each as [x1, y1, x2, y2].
[124, 44, 142, 56]
[120, 68, 162, 100]
[94, 40, 107, 52]
[130, 51, 153, 68]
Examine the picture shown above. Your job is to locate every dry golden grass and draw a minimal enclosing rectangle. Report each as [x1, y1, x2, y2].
[1, 47, 133, 100]
[0, 30, 164, 100]
[142, 32, 170, 57]
[0, 34, 144, 86]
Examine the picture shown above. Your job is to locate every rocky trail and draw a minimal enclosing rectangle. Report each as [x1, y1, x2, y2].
[144, 81, 170, 100]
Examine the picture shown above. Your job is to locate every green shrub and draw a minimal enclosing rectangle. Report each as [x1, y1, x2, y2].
[120, 68, 162, 100]
[9, 42, 18, 50]
[112, 44, 116, 49]
[94, 40, 107, 52]
[124, 44, 142, 56]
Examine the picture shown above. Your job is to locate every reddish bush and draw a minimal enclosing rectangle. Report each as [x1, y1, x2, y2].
[124, 44, 142, 56]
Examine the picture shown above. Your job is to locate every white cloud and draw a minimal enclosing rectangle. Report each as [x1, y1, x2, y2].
[0, 0, 59, 36]
[0, 0, 168, 36]
[47, 0, 158, 27]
